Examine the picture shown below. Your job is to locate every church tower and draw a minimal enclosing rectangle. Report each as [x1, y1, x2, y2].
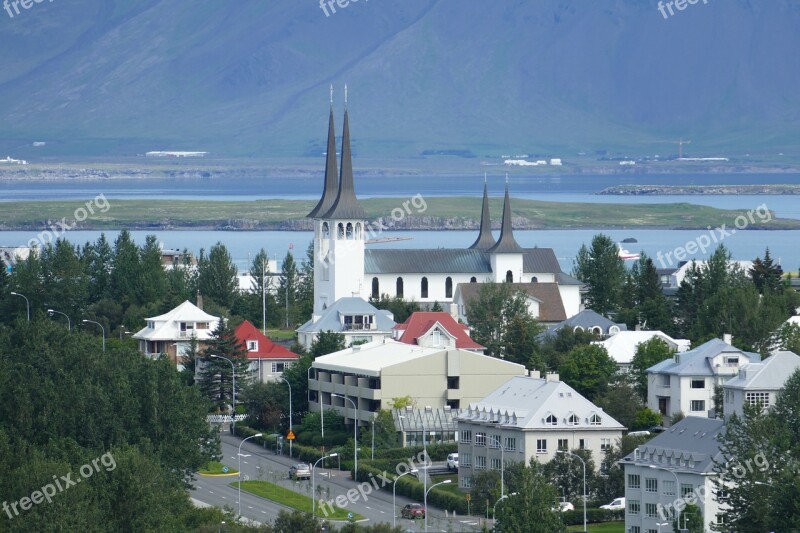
[469, 177, 496, 251]
[308, 87, 367, 318]
[487, 181, 524, 283]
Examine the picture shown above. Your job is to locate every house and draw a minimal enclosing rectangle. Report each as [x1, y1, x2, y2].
[593, 331, 690, 373]
[537, 309, 627, 341]
[307, 339, 526, 430]
[646, 337, 760, 422]
[392, 311, 485, 353]
[234, 320, 300, 383]
[0, 246, 31, 272]
[456, 373, 625, 489]
[722, 350, 800, 419]
[621, 417, 726, 533]
[453, 281, 572, 327]
[132, 300, 221, 369]
[296, 297, 396, 350]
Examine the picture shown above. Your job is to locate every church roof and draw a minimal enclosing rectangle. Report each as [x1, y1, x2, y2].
[487, 184, 523, 254]
[469, 182, 496, 251]
[365, 248, 562, 275]
[455, 282, 567, 322]
[322, 108, 368, 220]
[307, 105, 339, 218]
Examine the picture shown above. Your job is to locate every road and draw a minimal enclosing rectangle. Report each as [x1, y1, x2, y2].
[191, 434, 486, 531]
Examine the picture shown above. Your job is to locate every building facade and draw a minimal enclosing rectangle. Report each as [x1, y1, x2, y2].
[234, 320, 300, 383]
[723, 350, 800, 419]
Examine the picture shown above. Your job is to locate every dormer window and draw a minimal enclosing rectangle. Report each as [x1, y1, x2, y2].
[725, 357, 739, 367]
[589, 414, 601, 426]
[433, 328, 441, 346]
[546, 414, 557, 426]
[247, 340, 258, 352]
[567, 414, 579, 426]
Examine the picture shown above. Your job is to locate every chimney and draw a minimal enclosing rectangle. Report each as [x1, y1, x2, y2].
[196, 290, 204, 311]
[546, 372, 559, 382]
[529, 370, 541, 379]
[723, 333, 733, 345]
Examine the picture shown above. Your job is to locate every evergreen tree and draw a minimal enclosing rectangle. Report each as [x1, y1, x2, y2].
[496, 458, 565, 532]
[40, 239, 90, 319]
[311, 330, 346, 357]
[138, 235, 168, 305]
[278, 250, 299, 327]
[572, 234, 626, 316]
[164, 249, 197, 309]
[84, 233, 113, 301]
[369, 294, 420, 323]
[110, 230, 141, 306]
[750, 247, 784, 294]
[296, 241, 315, 325]
[464, 281, 532, 358]
[197, 243, 238, 310]
[199, 319, 249, 409]
[430, 300, 443, 312]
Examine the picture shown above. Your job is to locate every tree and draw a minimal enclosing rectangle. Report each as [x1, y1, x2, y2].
[138, 235, 168, 305]
[311, 330, 346, 357]
[558, 344, 617, 401]
[596, 434, 652, 503]
[369, 294, 421, 324]
[503, 312, 545, 367]
[595, 381, 646, 430]
[634, 408, 662, 430]
[750, 248, 783, 294]
[278, 250, 300, 327]
[464, 281, 533, 358]
[198, 319, 249, 408]
[572, 234, 626, 316]
[197, 243, 238, 310]
[543, 449, 595, 503]
[496, 458, 565, 532]
[84, 233, 113, 301]
[540, 327, 598, 371]
[364, 409, 398, 450]
[296, 241, 315, 325]
[110, 230, 141, 305]
[630, 337, 675, 401]
[243, 381, 287, 431]
[470, 469, 501, 515]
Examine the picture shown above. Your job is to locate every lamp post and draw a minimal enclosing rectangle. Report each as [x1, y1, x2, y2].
[332, 393, 358, 479]
[648, 465, 682, 528]
[371, 412, 376, 461]
[557, 450, 587, 533]
[393, 470, 412, 529]
[210, 354, 236, 435]
[82, 319, 105, 352]
[493, 492, 518, 522]
[119, 328, 130, 340]
[9, 292, 29, 321]
[656, 521, 669, 532]
[312, 453, 338, 518]
[47, 308, 70, 331]
[237, 433, 262, 517]
[425, 479, 451, 532]
[280, 376, 293, 458]
[487, 435, 505, 499]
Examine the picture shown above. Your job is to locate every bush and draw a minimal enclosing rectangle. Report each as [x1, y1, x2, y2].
[560, 508, 624, 525]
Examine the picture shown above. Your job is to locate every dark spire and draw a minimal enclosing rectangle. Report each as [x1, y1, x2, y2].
[322, 103, 368, 220]
[487, 181, 523, 254]
[469, 178, 496, 250]
[307, 94, 339, 218]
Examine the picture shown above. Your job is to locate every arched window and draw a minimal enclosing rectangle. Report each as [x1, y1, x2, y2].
[396, 277, 404, 298]
[355, 223, 362, 240]
[470, 277, 477, 283]
[421, 277, 429, 298]
[337, 223, 345, 239]
[322, 222, 330, 239]
[445, 277, 453, 298]
[371, 277, 379, 299]
[591, 326, 603, 335]
[609, 325, 621, 335]
[506, 270, 513, 283]
[531, 276, 538, 283]
[346, 222, 354, 240]
[574, 326, 585, 333]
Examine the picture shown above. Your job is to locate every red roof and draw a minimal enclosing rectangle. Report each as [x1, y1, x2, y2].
[393, 312, 485, 350]
[234, 320, 300, 360]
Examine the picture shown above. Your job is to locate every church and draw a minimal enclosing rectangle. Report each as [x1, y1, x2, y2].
[305, 101, 583, 324]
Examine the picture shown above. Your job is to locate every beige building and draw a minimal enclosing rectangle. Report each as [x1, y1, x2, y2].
[307, 339, 526, 428]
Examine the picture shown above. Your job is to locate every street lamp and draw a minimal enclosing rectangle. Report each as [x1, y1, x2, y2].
[82, 320, 105, 352]
[312, 453, 338, 518]
[237, 433, 262, 517]
[9, 292, 29, 321]
[393, 470, 413, 529]
[656, 521, 669, 533]
[648, 465, 682, 527]
[493, 492, 518, 522]
[487, 435, 505, 499]
[47, 308, 71, 331]
[424, 479, 451, 532]
[210, 354, 236, 435]
[119, 328, 131, 340]
[331, 393, 358, 479]
[557, 450, 587, 533]
[280, 376, 293, 458]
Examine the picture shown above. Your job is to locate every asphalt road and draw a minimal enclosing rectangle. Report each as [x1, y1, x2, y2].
[191, 434, 487, 531]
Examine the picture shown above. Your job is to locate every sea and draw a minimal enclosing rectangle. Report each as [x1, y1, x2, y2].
[2, 172, 799, 272]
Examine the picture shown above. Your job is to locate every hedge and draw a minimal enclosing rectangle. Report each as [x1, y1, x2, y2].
[560, 508, 624, 525]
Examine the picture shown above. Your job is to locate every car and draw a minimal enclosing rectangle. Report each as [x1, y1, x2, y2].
[600, 497, 626, 511]
[289, 463, 311, 480]
[447, 453, 459, 471]
[557, 501, 574, 512]
[400, 503, 426, 519]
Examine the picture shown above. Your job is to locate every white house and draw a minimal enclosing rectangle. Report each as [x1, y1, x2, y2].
[594, 331, 691, 373]
[646, 337, 760, 422]
[723, 350, 800, 419]
[296, 297, 396, 350]
[456, 373, 625, 489]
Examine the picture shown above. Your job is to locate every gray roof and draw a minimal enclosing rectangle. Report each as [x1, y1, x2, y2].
[307, 106, 339, 218]
[621, 417, 725, 475]
[322, 109, 369, 220]
[455, 282, 567, 322]
[539, 309, 627, 339]
[364, 247, 562, 275]
[487, 184, 523, 254]
[723, 350, 800, 391]
[469, 183, 497, 251]
[555, 272, 584, 286]
[297, 297, 396, 334]
[647, 338, 760, 376]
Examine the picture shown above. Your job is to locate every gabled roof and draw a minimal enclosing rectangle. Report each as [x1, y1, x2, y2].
[364, 248, 562, 275]
[393, 312, 484, 350]
[594, 331, 691, 365]
[469, 182, 496, 251]
[487, 184, 523, 254]
[307, 105, 339, 218]
[723, 350, 800, 391]
[455, 282, 567, 322]
[322, 109, 368, 220]
[296, 297, 396, 334]
[457, 375, 625, 431]
[235, 320, 300, 360]
[622, 417, 725, 475]
[539, 309, 627, 339]
[145, 300, 219, 323]
[647, 338, 760, 376]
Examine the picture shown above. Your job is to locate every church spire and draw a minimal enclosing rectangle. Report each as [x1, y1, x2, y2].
[307, 87, 339, 218]
[322, 92, 368, 220]
[469, 176, 496, 250]
[487, 180, 522, 253]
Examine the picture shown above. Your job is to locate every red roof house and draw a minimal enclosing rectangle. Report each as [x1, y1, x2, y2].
[234, 320, 300, 382]
[393, 312, 485, 352]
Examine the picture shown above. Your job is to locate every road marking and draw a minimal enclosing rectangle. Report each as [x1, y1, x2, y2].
[365, 506, 371, 510]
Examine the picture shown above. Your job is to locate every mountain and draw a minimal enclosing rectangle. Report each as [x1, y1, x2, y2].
[0, 0, 798, 158]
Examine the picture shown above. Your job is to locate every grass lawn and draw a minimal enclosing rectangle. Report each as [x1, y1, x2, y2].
[566, 521, 625, 532]
[198, 461, 237, 475]
[429, 473, 461, 496]
[266, 329, 297, 341]
[233, 480, 364, 521]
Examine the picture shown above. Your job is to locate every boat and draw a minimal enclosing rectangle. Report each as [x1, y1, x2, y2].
[617, 244, 641, 261]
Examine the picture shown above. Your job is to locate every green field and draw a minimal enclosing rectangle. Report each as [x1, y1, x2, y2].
[198, 461, 237, 475]
[233, 480, 363, 521]
[2, 197, 798, 231]
[566, 522, 625, 532]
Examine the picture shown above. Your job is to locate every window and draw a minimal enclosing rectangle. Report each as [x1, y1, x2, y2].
[589, 414, 602, 426]
[627, 500, 640, 515]
[371, 277, 379, 299]
[663, 480, 676, 496]
[470, 276, 477, 283]
[461, 453, 471, 466]
[578, 439, 586, 450]
[645, 478, 658, 493]
[726, 357, 739, 366]
[726, 389, 733, 403]
[558, 439, 568, 451]
[490, 458, 502, 470]
[247, 340, 258, 352]
[489, 435, 501, 449]
[536, 439, 547, 453]
[505, 270, 513, 283]
[567, 414, 579, 426]
[421, 277, 428, 298]
[690, 400, 706, 412]
[681, 484, 694, 498]
[746, 392, 770, 409]
[433, 329, 442, 346]
[600, 438, 611, 451]
[646, 529, 659, 533]
[355, 222, 362, 239]
[716, 513, 726, 525]
[460, 476, 472, 489]
[504, 437, 516, 452]
[531, 276, 538, 283]
[630, 528, 641, 533]
[475, 432, 486, 447]
[645, 503, 658, 519]
[346, 222, 354, 239]
[628, 474, 641, 489]
[546, 414, 557, 426]
[445, 277, 453, 298]
[447, 376, 460, 390]
[271, 362, 287, 373]
[691, 379, 705, 389]
[396, 277, 404, 298]
[322, 222, 330, 238]
[337, 223, 345, 239]
[474, 456, 486, 470]
[447, 400, 460, 409]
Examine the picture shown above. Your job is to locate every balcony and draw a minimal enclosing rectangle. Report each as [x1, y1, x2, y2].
[342, 323, 373, 331]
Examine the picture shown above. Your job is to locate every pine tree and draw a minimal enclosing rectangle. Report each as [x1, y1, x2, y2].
[110, 230, 141, 306]
[197, 243, 238, 310]
[572, 234, 626, 316]
[278, 251, 299, 328]
[198, 319, 249, 409]
[84, 233, 113, 301]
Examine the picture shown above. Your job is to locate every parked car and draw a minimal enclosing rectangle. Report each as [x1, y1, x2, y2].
[447, 453, 459, 471]
[401, 503, 426, 519]
[556, 501, 574, 512]
[289, 463, 311, 480]
[600, 497, 625, 511]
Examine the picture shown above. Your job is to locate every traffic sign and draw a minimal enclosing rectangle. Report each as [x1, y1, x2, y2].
[465, 493, 471, 502]
[287, 430, 296, 441]
[222, 466, 229, 473]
